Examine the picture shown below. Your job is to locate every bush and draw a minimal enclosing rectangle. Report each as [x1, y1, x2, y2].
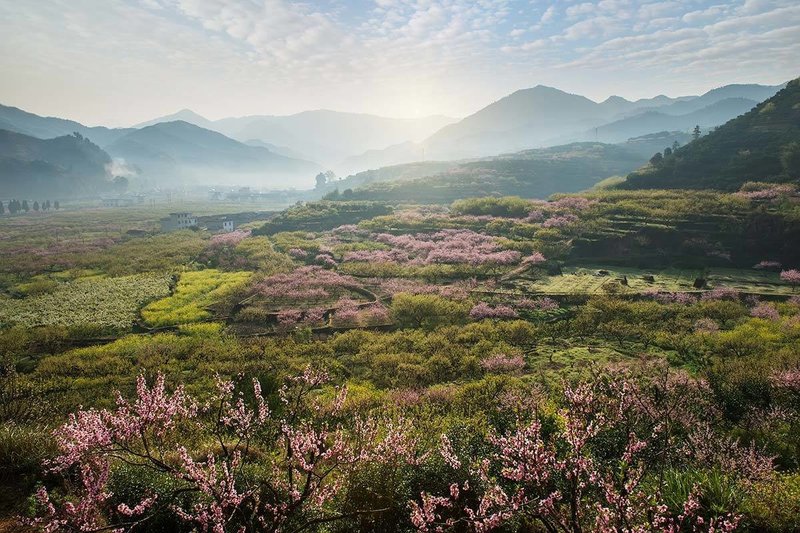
[390, 294, 469, 330]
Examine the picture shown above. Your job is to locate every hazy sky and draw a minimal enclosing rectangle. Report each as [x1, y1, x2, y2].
[0, 0, 798, 126]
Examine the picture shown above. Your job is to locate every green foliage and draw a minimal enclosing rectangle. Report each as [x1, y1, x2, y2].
[253, 201, 392, 234]
[390, 293, 469, 330]
[451, 196, 533, 218]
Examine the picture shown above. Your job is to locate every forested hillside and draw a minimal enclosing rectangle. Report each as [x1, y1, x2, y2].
[623, 78, 800, 190]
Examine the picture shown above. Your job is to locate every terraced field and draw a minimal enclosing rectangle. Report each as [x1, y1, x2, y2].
[512, 264, 792, 296]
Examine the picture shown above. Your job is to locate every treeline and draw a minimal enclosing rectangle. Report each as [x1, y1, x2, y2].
[0, 199, 60, 214]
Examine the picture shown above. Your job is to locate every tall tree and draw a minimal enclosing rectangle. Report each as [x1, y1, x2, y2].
[54, 200, 60, 210]
[33, 201, 40, 211]
[0, 201, 4, 215]
[22, 200, 29, 212]
[692, 125, 701, 141]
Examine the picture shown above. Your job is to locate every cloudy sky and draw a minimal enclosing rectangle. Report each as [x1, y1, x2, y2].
[0, 0, 797, 126]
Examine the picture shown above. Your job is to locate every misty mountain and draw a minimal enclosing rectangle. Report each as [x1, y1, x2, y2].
[135, 109, 455, 168]
[585, 97, 760, 144]
[133, 109, 216, 130]
[342, 83, 783, 172]
[105, 121, 322, 188]
[0, 103, 133, 147]
[242, 139, 316, 164]
[652, 83, 786, 116]
[0, 129, 112, 197]
[622, 78, 800, 190]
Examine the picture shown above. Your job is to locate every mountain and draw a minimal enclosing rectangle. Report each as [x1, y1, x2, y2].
[133, 109, 216, 130]
[0, 129, 112, 197]
[586, 97, 759, 143]
[105, 121, 322, 187]
[621, 78, 800, 190]
[330, 142, 647, 203]
[132, 109, 455, 169]
[0, 104, 132, 147]
[421, 86, 612, 160]
[243, 139, 315, 163]
[342, 83, 783, 172]
[653, 83, 785, 116]
[213, 110, 455, 167]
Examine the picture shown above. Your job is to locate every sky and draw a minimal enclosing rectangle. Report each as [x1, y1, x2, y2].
[0, 0, 798, 127]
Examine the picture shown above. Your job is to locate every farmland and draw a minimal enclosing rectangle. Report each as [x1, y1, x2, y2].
[2, 186, 800, 532]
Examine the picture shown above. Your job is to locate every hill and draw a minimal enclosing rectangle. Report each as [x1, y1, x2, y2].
[105, 121, 322, 188]
[133, 109, 455, 168]
[343, 83, 783, 171]
[622, 78, 800, 190]
[587, 97, 759, 143]
[0, 104, 132, 147]
[132, 109, 216, 130]
[328, 142, 646, 203]
[0, 129, 112, 197]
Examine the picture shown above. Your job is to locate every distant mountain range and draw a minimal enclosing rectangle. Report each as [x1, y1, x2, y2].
[104, 121, 321, 188]
[0, 80, 788, 197]
[622, 78, 800, 190]
[342, 83, 785, 172]
[135, 109, 455, 168]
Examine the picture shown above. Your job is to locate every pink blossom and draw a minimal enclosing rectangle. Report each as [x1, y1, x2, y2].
[750, 302, 779, 320]
[701, 287, 740, 301]
[780, 269, 800, 287]
[521, 252, 546, 266]
[469, 302, 519, 320]
[208, 229, 250, 248]
[552, 196, 595, 211]
[480, 353, 525, 373]
[542, 214, 578, 228]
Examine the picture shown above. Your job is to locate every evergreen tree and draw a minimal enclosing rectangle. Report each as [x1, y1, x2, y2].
[22, 200, 29, 212]
[33, 201, 40, 211]
[692, 125, 701, 141]
[663, 147, 672, 157]
[54, 200, 60, 210]
[672, 140, 680, 151]
[0, 201, 4, 215]
[649, 152, 664, 166]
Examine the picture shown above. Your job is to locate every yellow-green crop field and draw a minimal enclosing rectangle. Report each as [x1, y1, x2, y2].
[142, 269, 252, 327]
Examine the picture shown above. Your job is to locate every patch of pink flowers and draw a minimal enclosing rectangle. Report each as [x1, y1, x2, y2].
[469, 302, 519, 320]
[751, 302, 780, 320]
[701, 286, 740, 301]
[542, 214, 578, 228]
[480, 353, 525, 373]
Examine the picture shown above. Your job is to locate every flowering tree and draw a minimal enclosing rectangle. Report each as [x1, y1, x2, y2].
[29, 369, 421, 532]
[469, 302, 518, 320]
[751, 302, 780, 320]
[255, 266, 362, 303]
[409, 371, 759, 532]
[780, 269, 800, 291]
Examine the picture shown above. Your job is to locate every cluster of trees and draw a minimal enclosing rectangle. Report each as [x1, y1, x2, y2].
[0, 199, 59, 214]
[649, 139, 683, 166]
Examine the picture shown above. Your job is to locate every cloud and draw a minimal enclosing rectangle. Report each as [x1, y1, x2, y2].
[0, 0, 797, 124]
